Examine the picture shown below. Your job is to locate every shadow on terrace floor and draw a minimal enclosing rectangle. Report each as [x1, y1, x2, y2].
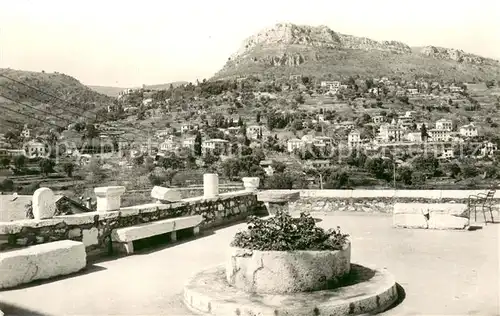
[0, 301, 50, 316]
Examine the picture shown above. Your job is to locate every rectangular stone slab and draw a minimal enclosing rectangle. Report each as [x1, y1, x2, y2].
[393, 203, 468, 215]
[111, 215, 203, 242]
[257, 191, 300, 203]
[393, 203, 469, 229]
[0, 240, 86, 289]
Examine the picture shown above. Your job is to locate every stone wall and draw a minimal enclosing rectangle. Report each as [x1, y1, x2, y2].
[273, 189, 500, 214]
[0, 190, 263, 256]
[121, 186, 244, 207]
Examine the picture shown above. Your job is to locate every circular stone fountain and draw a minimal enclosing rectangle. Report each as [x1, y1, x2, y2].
[183, 214, 399, 315]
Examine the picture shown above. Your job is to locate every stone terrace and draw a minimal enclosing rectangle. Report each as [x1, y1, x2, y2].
[1, 182, 499, 315]
[0, 213, 498, 315]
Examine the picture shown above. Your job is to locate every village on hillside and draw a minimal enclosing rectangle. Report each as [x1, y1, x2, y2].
[1, 73, 500, 213]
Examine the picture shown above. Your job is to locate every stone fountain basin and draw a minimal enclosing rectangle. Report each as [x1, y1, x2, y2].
[225, 242, 351, 294]
[184, 263, 398, 316]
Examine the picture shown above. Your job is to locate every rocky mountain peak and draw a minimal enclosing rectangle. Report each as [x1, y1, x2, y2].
[230, 23, 412, 60]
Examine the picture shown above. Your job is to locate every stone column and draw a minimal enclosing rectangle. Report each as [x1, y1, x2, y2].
[32, 187, 56, 220]
[94, 186, 126, 212]
[242, 177, 260, 192]
[204, 173, 219, 198]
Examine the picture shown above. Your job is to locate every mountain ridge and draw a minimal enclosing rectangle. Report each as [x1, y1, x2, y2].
[214, 23, 500, 81]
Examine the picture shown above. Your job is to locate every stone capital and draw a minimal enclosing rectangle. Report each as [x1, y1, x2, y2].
[94, 186, 126, 212]
[94, 186, 126, 197]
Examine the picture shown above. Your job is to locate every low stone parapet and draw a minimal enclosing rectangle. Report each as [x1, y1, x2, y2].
[257, 191, 300, 215]
[0, 240, 86, 289]
[0, 191, 261, 255]
[393, 203, 470, 230]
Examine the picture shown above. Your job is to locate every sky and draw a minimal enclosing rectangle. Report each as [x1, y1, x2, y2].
[1, 0, 499, 87]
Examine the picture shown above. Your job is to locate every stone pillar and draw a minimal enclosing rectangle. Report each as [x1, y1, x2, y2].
[94, 186, 126, 212]
[204, 173, 219, 198]
[32, 187, 56, 220]
[242, 177, 260, 192]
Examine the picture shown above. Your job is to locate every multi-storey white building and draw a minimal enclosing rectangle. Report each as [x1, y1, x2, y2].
[379, 124, 403, 143]
[459, 124, 478, 137]
[348, 131, 362, 148]
[23, 140, 48, 158]
[428, 129, 451, 142]
[202, 139, 229, 155]
[159, 140, 177, 152]
[435, 119, 452, 131]
[320, 81, 341, 90]
[182, 138, 196, 150]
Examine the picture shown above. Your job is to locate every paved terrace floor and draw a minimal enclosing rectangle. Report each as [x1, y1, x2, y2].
[0, 213, 498, 316]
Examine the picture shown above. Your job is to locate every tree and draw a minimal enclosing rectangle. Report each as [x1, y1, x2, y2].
[267, 174, 295, 189]
[413, 155, 440, 177]
[63, 162, 75, 177]
[256, 112, 261, 123]
[0, 179, 14, 191]
[194, 132, 202, 156]
[294, 94, 305, 104]
[85, 159, 106, 184]
[203, 152, 218, 166]
[132, 155, 145, 166]
[0, 157, 10, 168]
[221, 158, 241, 180]
[420, 123, 429, 142]
[324, 171, 349, 189]
[163, 168, 178, 186]
[411, 171, 427, 186]
[39, 158, 55, 176]
[82, 123, 99, 141]
[448, 163, 461, 179]
[4, 131, 18, 145]
[396, 166, 413, 185]
[271, 161, 287, 173]
[13, 155, 26, 171]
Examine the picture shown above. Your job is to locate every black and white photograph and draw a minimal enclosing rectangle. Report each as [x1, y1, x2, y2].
[0, 0, 499, 315]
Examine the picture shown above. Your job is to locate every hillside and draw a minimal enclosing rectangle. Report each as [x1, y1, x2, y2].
[214, 23, 500, 81]
[143, 81, 190, 90]
[88, 82, 189, 97]
[87, 85, 126, 97]
[0, 69, 113, 133]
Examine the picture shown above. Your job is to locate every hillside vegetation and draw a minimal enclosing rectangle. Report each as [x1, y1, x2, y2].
[0, 68, 113, 133]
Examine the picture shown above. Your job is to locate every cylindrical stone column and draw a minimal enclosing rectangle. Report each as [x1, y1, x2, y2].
[204, 173, 219, 198]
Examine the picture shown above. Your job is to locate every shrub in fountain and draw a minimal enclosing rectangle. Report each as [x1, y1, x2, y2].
[226, 210, 351, 294]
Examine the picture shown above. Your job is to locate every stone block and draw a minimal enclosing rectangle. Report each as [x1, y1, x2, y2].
[393, 203, 469, 229]
[94, 186, 125, 212]
[0, 240, 86, 289]
[82, 227, 99, 246]
[151, 186, 182, 202]
[32, 187, 56, 220]
[428, 214, 469, 230]
[111, 215, 203, 243]
[242, 177, 260, 192]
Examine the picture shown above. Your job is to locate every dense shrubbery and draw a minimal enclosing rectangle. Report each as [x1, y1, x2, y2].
[231, 211, 349, 251]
